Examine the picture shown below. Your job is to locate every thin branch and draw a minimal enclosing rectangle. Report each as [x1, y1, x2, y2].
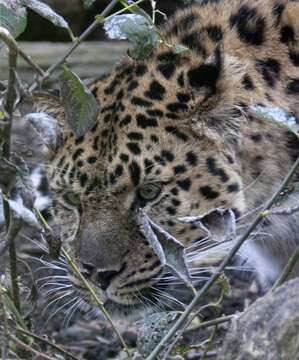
[100, 0, 147, 22]
[0, 27, 44, 76]
[0, 27, 22, 312]
[163, 278, 227, 358]
[29, 0, 120, 92]
[272, 245, 299, 290]
[7, 331, 57, 360]
[8, 217, 23, 311]
[184, 315, 235, 333]
[16, 327, 81, 360]
[0, 284, 28, 330]
[146, 157, 299, 360]
[0, 292, 9, 359]
[35, 187, 132, 359]
[62, 247, 132, 360]
[0, 27, 17, 160]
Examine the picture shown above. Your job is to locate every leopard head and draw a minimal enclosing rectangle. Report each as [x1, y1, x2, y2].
[35, 43, 250, 316]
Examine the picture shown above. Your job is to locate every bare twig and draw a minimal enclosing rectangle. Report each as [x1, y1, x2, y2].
[8, 331, 57, 360]
[0, 284, 28, 330]
[0, 27, 44, 76]
[0, 292, 9, 359]
[272, 245, 299, 290]
[62, 247, 132, 360]
[0, 27, 22, 311]
[184, 315, 235, 333]
[163, 276, 228, 358]
[100, 0, 147, 22]
[147, 157, 299, 360]
[7, 217, 23, 311]
[16, 327, 81, 360]
[29, 0, 120, 92]
[35, 176, 132, 359]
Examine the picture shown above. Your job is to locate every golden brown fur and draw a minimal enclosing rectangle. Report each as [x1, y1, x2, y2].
[41, 0, 299, 313]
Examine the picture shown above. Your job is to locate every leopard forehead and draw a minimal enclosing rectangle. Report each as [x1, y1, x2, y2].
[47, 0, 299, 312]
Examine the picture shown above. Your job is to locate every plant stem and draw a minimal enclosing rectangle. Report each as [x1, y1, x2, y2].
[8, 331, 56, 360]
[29, 0, 120, 92]
[8, 223, 21, 311]
[272, 245, 299, 290]
[163, 281, 227, 358]
[0, 27, 22, 312]
[184, 314, 235, 333]
[106, 0, 147, 22]
[62, 248, 132, 360]
[146, 157, 299, 360]
[0, 27, 18, 161]
[36, 212, 131, 358]
[0, 285, 27, 330]
[0, 292, 9, 359]
[16, 327, 80, 360]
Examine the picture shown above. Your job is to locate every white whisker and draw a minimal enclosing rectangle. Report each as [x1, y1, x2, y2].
[63, 296, 85, 328]
[42, 295, 77, 331]
[151, 287, 186, 309]
[37, 275, 69, 283]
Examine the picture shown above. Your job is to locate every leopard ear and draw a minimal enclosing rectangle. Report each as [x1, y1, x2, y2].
[21, 92, 66, 154]
[187, 44, 245, 120]
[170, 44, 246, 130]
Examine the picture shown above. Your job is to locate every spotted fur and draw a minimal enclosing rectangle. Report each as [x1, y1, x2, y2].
[44, 0, 299, 314]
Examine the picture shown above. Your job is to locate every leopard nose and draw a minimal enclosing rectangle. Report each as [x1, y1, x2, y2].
[81, 262, 96, 279]
[81, 262, 126, 291]
[97, 269, 120, 291]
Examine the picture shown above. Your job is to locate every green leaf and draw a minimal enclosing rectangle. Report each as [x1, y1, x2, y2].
[104, 14, 159, 59]
[25, 0, 75, 40]
[82, 0, 97, 9]
[0, 0, 27, 46]
[59, 66, 99, 138]
[25, 0, 68, 29]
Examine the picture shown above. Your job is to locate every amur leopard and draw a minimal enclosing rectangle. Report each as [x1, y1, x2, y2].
[33, 0, 299, 315]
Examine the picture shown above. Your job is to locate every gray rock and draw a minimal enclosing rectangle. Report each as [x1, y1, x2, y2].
[217, 278, 299, 360]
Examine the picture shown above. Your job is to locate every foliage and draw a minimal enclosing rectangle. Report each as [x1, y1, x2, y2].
[0, 0, 27, 47]
[104, 14, 159, 59]
[59, 65, 99, 138]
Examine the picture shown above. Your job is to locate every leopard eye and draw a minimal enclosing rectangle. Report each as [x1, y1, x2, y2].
[138, 183, 161, 201]
[64, 192, 81, 206]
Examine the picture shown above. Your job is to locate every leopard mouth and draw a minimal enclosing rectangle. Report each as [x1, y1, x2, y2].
[65, 281, 158, 319]
[67, 268, 163, 307]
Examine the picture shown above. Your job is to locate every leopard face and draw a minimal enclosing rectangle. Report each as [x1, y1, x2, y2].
[45, 0, 299, 315]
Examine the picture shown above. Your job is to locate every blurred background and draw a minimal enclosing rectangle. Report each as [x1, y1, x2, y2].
[0, 0, 186, 84]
